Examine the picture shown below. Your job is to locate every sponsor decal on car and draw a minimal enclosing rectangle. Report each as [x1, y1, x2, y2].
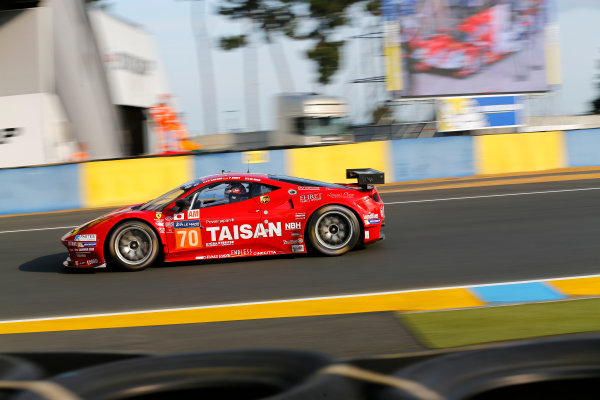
[285, 222, 301, 230]
[295, 213, 306, 220]
[298, 186, 320, 190]
[86, 259, 99, 266]
[260, 195, 270, 204]
[197, 254, 232, 260]
[284, 239, 303, 245]
[363, 213, 381, 225]
[187, 209, 200, 219]
[299, 193, 321, 203]
[205, 222, 282, 241]
[206, 241, 235, 247]
[77, 242, 96, 248]
[365, 231, 370, 239]
[75, 234, 96, 242]
[174, 213, 185, 220]
[292, 245, 305, 253]
[205, 218, 234, 224]
[165, 221, 174, 228]
[166, 215, 173, 221]
[327, 192, 353, 199]
[231, 249, 252, 256]
[174, 220, 202, 250]
[155, 212, 162, 219]
[174, 220, 201, 229]
[253, 250, 279, 256]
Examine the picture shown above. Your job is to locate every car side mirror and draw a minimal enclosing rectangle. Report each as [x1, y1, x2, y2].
[174, 198, 191, 212]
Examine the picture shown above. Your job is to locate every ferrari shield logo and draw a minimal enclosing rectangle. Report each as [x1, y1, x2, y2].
[260, 195, 270, 204]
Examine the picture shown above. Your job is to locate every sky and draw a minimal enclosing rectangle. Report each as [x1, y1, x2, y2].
[106, 0, 600, 135]
[106, 0, 384, 135]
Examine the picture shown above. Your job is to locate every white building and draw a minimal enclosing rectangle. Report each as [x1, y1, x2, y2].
[0, 0, 171, 168]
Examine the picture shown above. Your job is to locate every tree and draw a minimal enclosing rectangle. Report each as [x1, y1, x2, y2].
[217, 0, 381, 85]
[371, 102, 394, 124]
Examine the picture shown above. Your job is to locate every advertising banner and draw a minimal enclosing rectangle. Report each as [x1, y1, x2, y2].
[437, 95, 524, 132]
[383, 0, 560, 98]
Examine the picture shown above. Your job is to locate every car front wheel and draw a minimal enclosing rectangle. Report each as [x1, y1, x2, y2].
[108, 221, 159, 271]
[307, 205, 360, 256]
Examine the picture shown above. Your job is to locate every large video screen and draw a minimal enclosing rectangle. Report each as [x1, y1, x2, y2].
[383, 0, 561, 98]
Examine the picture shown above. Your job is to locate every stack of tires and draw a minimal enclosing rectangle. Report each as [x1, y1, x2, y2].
[3, 337, 600, 399]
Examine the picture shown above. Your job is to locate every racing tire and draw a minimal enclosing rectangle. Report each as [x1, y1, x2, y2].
[0, 355, 44, 400]
[307, 205, 360, 256]
[107, 221, 159, 271]
[378, 336, 600, 400]
[14, 350, 363, 400]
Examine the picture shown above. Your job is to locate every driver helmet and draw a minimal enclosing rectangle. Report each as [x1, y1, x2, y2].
[225, 182, 248, 202]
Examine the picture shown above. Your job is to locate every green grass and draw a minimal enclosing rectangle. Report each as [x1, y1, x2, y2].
[400, 298, 600, 348]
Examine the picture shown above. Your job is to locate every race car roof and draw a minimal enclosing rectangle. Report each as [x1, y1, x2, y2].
[191, 173, 351, 190]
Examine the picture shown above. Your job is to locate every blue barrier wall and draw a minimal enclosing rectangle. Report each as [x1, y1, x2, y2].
[0, 164, 80, 215]
[194, 150, 286, 177]
[392, 137, 475, 182]
[566, 129, 600, 167]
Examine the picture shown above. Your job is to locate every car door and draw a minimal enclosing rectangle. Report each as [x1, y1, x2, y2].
[255, 183, 306, 253]
[164, 181, 262, 259]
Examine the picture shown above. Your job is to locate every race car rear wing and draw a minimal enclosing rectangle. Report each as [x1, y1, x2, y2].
[346, 168, 385, 188]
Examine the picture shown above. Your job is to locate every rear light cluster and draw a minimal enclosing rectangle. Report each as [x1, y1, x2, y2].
[355, 196, 375, 212]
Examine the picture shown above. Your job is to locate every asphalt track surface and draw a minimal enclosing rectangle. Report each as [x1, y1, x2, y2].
[2, 177, 600, 356]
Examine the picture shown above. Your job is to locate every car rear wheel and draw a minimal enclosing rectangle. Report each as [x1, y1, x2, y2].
[308, 205, 360, 256]
[108, 221, 159, 271]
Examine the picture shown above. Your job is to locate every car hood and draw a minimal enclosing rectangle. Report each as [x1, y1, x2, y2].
[61, 204, 142, 241]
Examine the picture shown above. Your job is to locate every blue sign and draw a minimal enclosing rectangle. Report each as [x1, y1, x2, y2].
[174, 220, 201, 229]
[437, 95, 524, 132]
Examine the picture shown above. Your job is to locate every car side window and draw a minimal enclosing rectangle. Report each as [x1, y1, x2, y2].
[188, 181, 252, 209]
[186, 181, 279, 209]
[252, 183, 278, 196]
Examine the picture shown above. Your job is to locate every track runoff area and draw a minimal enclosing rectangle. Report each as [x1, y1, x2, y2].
[2, 170, 600, 338]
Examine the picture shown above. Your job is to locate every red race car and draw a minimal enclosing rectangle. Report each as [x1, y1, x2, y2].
[61, 169, 385, 271]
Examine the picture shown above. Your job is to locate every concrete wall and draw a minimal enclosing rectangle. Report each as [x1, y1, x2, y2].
[5, 129, 600, 215]
[0, 164, 79, 214]
[392, 137, 474, 182]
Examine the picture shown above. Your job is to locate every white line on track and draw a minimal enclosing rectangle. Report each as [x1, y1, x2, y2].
[0, 226, 76, 235]
[1, 272, 600, 324]
[384, 187, 600, 205]
[1, 187, 599, 234]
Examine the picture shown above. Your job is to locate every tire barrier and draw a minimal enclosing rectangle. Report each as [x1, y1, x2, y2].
[377, 336, 600, 400]
[13, 349, 362, 400]
[5, 337, 600, 399]
[0, 355, 44, 400]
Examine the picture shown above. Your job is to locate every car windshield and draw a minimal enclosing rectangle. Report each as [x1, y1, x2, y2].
[139, 186, 188, 212]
